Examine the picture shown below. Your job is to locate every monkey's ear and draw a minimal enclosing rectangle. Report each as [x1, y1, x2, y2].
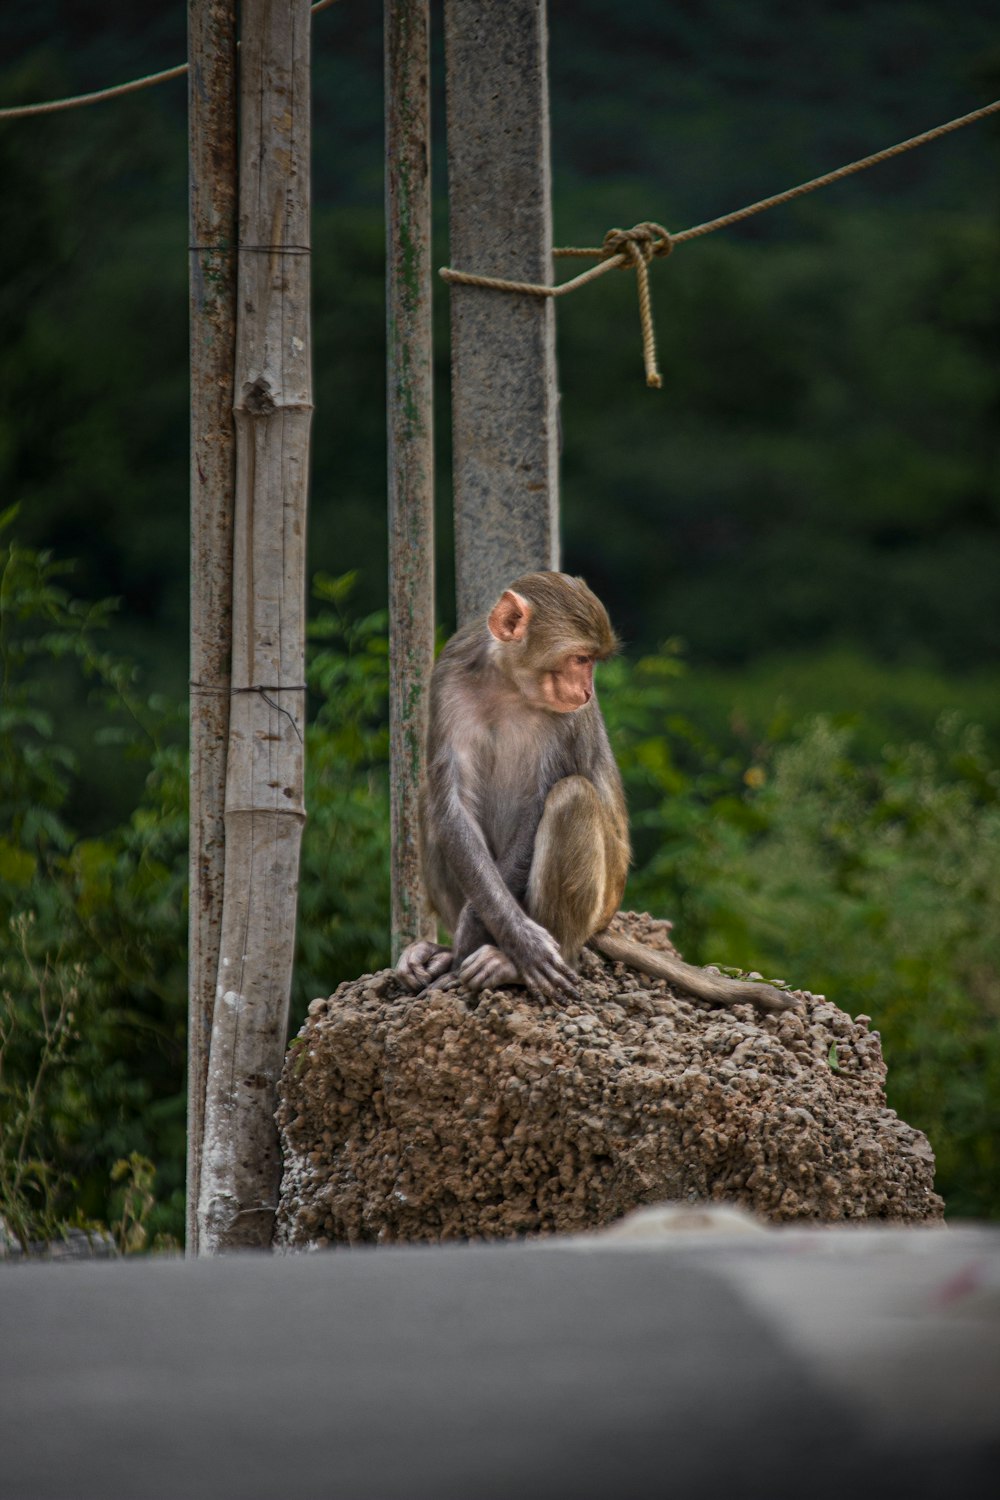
[487, 589, 532, 643]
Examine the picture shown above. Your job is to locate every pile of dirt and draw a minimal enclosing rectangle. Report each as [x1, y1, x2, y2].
[275, 914, 943, 1247]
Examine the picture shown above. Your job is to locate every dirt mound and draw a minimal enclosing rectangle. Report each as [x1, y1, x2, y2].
[275, 914, 943, 1246]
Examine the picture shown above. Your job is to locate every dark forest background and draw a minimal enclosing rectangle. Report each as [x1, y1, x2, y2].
[1, 0, 998, 1243]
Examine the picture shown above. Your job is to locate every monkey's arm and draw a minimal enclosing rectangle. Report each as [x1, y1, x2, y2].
[427, 766, 579, 1002]
[450, 806, 545, 959]
[589, 929, 799, 1013]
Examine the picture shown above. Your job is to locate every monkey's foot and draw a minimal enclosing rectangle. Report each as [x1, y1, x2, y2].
[396, 940, 453, 992]
[460, 942, 580, 1006]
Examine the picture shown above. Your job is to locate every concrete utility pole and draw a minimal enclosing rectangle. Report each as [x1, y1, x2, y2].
[385, 0, 436, 960]
[443, 0, 560, 625]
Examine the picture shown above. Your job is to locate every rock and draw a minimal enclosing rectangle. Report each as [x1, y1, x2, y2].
[595, 1201, 770, 1240]
[0, 1219, 117, 1261]
[275, 913, 944, 1247]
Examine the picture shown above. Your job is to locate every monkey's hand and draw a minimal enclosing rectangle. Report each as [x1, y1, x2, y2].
[397, 939, 454, 992]
[506, 917, 582, 1003]
[461, 920, 580, 1004]
[458, 945, 520, 993]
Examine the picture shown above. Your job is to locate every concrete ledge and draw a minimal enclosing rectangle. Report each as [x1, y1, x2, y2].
[1, 1222, 997, 1499]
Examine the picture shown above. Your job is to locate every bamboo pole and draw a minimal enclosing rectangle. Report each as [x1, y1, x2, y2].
[385, 0, 435, 960]
[186, 0, 238, 1257]
[198, 0, 313, 1253]
[443, 0, 560, 626]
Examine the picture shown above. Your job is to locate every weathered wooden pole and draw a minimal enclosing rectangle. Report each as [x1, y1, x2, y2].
[385, 0, 436, 959]
[186, 0, 238, 1257]
[443, 0, 560, 625]
[198, 0, 313, 1253]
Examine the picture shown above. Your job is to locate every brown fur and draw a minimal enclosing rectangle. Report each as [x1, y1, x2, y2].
[397, 571, 795, 1013]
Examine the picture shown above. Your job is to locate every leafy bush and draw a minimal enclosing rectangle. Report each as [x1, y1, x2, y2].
[0, 536, 392, 1246]
[0, 520, 188, 1245]
[297, 572, 392, 1008]
[608, 655, 1000, 1219]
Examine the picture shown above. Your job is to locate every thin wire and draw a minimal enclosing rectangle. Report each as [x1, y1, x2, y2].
[0, 0, 341, 122]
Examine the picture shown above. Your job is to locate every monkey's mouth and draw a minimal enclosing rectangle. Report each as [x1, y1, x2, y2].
[543, 679, 592, 712]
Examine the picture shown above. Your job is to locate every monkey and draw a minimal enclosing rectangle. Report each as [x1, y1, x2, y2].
[396, 571, 796, 1013]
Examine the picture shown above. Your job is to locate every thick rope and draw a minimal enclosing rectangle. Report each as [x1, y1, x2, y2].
[671, 96, 1000, 245]
[0, 0, 340, 121]
[441, 97, 1000, 387]
[0, 63, 188, 119]
[442, 222, 672, 388]
[605, 223, 672, 389]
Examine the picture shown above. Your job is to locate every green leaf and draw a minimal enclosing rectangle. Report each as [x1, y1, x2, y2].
[0, 839, 37, 884]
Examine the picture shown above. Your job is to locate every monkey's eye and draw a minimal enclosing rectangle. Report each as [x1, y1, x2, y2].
[572, 655, 592, 666]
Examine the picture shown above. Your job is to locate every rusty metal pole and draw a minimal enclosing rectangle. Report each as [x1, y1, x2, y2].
[385, 0, 436, 958]
[443, 0, 560, 626]
[186, 0, 238, 1257]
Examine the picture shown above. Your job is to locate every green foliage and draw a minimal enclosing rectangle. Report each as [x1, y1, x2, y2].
[609, 661, 1000, 1219]
[670, 647, 1000, 761]
[0, 523, 188, 1245]
[2, 0, 999, 1230]
[0, 543, 393, 1244]
[110, 1152, 174, 1255]
[3, 2, 999, 738]
[2, 541, 998, 1233]
[0, 914, 81, 1248]
[560, 211, 1000, 669]
[296, 573, 392, 1012]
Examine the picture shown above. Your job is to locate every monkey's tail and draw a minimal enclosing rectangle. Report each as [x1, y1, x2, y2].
[588, 929, 798, 1013]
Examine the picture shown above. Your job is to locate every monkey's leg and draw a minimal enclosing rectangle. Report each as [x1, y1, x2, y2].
[458, 777, 612, 999]
[526, 775, 616, 965]
[452, 782, 598, 1004]
[396, 939, 454, 992]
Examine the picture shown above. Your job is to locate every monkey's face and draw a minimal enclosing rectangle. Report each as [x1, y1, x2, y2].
[534, 652, 596, 713]
[486, 580, 612, 715]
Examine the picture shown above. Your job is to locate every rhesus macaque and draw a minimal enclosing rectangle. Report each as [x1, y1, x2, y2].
[397, 571, 795, 1013]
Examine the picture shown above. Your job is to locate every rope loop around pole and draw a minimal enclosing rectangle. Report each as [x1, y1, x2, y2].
[440, 220, 674, 387]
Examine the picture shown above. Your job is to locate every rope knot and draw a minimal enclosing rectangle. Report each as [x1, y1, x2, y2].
[601, 221, 673, 265]
[438, 221, 675, 388]
[599, 223, 671, 388]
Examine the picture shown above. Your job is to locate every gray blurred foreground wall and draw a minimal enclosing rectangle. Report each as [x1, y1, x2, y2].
[1, 1223, 998, 1500]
